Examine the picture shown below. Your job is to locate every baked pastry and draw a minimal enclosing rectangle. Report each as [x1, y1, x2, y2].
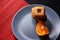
[32, 6, 47, 21]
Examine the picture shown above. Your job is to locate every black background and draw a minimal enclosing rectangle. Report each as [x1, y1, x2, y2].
[25, 0, 60, 40]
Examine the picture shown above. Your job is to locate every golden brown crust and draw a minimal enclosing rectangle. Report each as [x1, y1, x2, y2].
[32, 6, 47, 21]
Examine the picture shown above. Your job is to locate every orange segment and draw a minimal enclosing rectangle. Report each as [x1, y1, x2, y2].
[36, 21, 49, 36]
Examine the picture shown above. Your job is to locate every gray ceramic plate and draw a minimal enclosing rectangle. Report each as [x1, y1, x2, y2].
[12, 4, 60, 40]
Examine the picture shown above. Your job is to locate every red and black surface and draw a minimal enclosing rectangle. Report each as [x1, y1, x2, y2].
[0, 0, 60, 40]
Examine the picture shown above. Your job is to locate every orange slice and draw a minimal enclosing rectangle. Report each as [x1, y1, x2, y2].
[36, 21, 49, 36]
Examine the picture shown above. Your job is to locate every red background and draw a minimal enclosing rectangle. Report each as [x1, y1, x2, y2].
[0, 0, 29, 40]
